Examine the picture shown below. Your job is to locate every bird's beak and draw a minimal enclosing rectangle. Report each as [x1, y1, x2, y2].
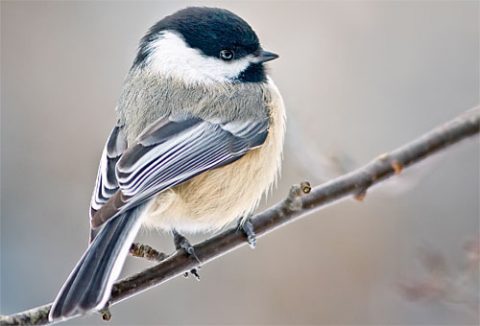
[253, 50, 279, 63]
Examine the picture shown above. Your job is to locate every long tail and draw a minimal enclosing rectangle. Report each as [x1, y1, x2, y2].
[49, 209, 143, 321]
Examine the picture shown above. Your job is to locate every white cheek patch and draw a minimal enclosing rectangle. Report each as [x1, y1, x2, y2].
[145, 31, 252, 85]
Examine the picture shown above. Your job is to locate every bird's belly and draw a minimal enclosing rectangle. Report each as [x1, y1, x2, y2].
[141, 142, 279, 233]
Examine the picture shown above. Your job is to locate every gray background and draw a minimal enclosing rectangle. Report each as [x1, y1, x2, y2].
[1, 1, 479, 325]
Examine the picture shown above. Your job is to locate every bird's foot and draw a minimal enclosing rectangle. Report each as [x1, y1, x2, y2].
[129, 243, 168, 262]
[238, 216, 256, 249]
[99, 304, 112, 321]
[173, 230, 201, 281]
[183, 267, 201, 280]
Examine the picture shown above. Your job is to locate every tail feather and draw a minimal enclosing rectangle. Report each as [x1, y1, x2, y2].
[49, 209, 143, 321]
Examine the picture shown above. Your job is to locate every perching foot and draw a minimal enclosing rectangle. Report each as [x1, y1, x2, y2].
[99, 304, 112, 321]
[239, 216, 256, 249]
[173, 230, 201, 281]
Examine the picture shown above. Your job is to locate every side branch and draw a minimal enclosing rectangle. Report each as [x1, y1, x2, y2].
[2, 107, 479, 325]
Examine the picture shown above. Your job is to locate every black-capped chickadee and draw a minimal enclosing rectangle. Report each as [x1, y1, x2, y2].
[49, 7, 285, 321]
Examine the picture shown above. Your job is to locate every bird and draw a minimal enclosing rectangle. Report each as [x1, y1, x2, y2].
[49, 6, 285, 321]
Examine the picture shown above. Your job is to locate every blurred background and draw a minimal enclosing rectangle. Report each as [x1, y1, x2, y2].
[1, 1, 479, 325]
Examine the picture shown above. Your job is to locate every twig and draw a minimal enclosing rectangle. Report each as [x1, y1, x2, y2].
[129, 243, 168, 262]
[1, 107, 479, 325]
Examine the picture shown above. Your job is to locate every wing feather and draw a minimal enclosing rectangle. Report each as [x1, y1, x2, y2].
[90, 115, 269, 229]
[90, 122, 127, 217]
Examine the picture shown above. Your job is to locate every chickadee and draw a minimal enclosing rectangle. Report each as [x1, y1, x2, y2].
[49, 6, 285, 321]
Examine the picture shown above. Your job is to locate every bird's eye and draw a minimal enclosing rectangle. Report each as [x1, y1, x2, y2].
[220, 49, 234, 61]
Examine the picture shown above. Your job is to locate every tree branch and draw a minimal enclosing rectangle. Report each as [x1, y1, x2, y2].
[2, 107, 479, 325]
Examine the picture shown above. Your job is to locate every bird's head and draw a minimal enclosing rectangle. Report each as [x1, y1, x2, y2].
[133, 7, 278, 85]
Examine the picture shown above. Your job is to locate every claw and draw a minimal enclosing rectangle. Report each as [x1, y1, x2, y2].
[190, 268, 201, 281]
[99, 305, 112, 321]
[173, 230, 201, 280]
[183, 268, 200, 280]
[239, 217, 256, 249]
[173, 230, 201, 263]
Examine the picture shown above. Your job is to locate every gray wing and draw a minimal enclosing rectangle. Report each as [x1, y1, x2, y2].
[90, 122, 128, 217]
[89, 122, 127, 241]
[90, 115, 269, 229]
